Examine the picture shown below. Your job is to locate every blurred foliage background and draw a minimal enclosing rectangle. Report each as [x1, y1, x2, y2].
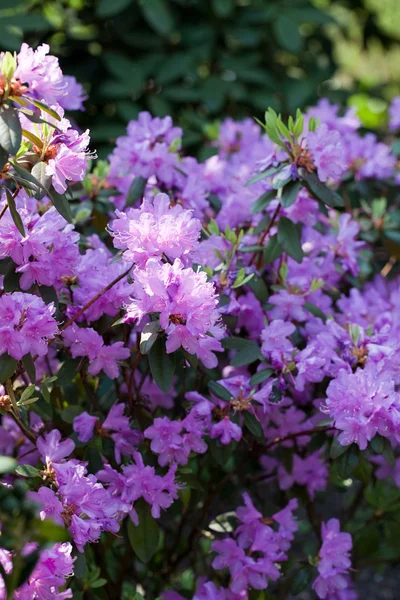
[1, 0, 400, 157]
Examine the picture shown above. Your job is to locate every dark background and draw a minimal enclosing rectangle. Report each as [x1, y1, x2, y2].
[1, 0, 400, 158]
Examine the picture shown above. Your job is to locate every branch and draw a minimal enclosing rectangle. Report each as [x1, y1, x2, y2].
[265, 425, 335, 449]
[60, 263, 133, 332]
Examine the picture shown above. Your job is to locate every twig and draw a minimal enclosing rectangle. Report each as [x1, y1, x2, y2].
[60, 264, 133, 332]
[265, 425, 335, 449]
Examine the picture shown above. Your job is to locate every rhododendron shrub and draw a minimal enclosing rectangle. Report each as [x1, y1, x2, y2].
[2, 45, 400, 600]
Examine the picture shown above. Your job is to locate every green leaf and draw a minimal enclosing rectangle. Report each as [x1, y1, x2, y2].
[280, 180, 302, 208]
[0, 105, 21, 155]
[48, 187, 73, 223]
[274, 15, 303, 53]
[0, 352, 17, 383]
[209, 438, 236, 467]
[148, 337, 176, 393]
[15, 464, 41, 478]
[222, 337, 258, 351]
[34, 518, 70, 543]
[208, 381, 232, 402]
[212, 0, 234, 17]
[5, 188, 25, 236]
[246, 165, 282, 186]
[352, 452, 373, 484]
[263, 234, 283, 264]
[140, 320, 160, 354]
[291, 567, 313, 595]
[96, 0, 133, 17]
[382, 438, 396, 469]
[20, 384, 35, 403]
[17, 549, 41, 589]
[243, 411, 263, 438]
[304, 302, 327, 322]
[31, 161, 52, 191]
[91, 578, 108, 588]
[38, 286, 59, 310]
[336, 445, 359, 479]
[128, 499, 160, 563]
[330, 437, 349, 459]
[302, 172, 344, 208]
[140, 0, 174, 36]
[251, 190, 276, 214]
[22, 354, 36, 383]
[231, 344, 263, 367]
[0, 456, 17, 474]
[0, 146, 8, 170]
[126, 176, 147, 206]
[277, 217, 303, 263]
[21, 97, 61, 122]
[250, 369, 274, 387]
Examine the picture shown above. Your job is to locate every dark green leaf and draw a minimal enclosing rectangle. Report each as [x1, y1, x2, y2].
[140, 0, 174, 36]
[0, 257, 12, 274]
[96, 0, 133, 17]
[352, 453, 373, 484]
[48, 187, 73, 223]
[31, 161, 52, 191]
[0, 352, 17, 383]
[277, 216, 303, 263]
[22, 97, 61, 122]
[126, 176, 147, 206]
[212, 0, 234, 17]
[243, 411, 263, 438]
[209, 438, 236, 467]
[246, 165, 282, 186]
[148, 337, 176, 393]
[15, 464, 41, 478]
[0, 456, 17, 474]
[34, 518, 70, 543]
[3, 266, 21, 292]
[274, 15, 303, 53]
[304, 302, 327, 322]
[336, 445, 359, 479]
[38, 286, 59, 310]
[17, 549, 41, 589]
[230, 344, 263, 367]
[0, 105, 21, 155]
[5, 188, 24, 236]
[22, 354, 36, 383]
[0, 145, 8, 170]
[291, 567, 313, 595]
[208, 381, 232, 401]
[250, 368, 274, 386]
[263, 234, 283, 264]
[251, 190, 276, 214]
[281, 180, 302, 208]
[330, 437, 349, 459]
[128, 499, 160, 563]
[303, 172, 344, 208]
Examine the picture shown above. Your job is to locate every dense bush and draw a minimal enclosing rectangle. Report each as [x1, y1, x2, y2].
[1, 8, 400, 600]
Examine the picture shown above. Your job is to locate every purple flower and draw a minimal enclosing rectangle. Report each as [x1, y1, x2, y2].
[210, 417, 242, 445]
[36, 429, 75, 464]
[63, 323, 130, 379]
[313, 519, 352, 599]
[0, 292, 58, 360]
[73, 412, 98, 443]
[324, 364, 400, 450]
[306, 124, 346, 182]
[109, 192, 201, 268]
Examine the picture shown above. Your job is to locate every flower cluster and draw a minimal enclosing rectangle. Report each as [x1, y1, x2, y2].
[3, 41, 400, 600]
[313, 519, 353, 599]
[0, 292, 58, 360]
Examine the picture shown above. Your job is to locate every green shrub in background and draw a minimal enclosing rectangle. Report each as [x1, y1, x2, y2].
[1, 0, 400, 156]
